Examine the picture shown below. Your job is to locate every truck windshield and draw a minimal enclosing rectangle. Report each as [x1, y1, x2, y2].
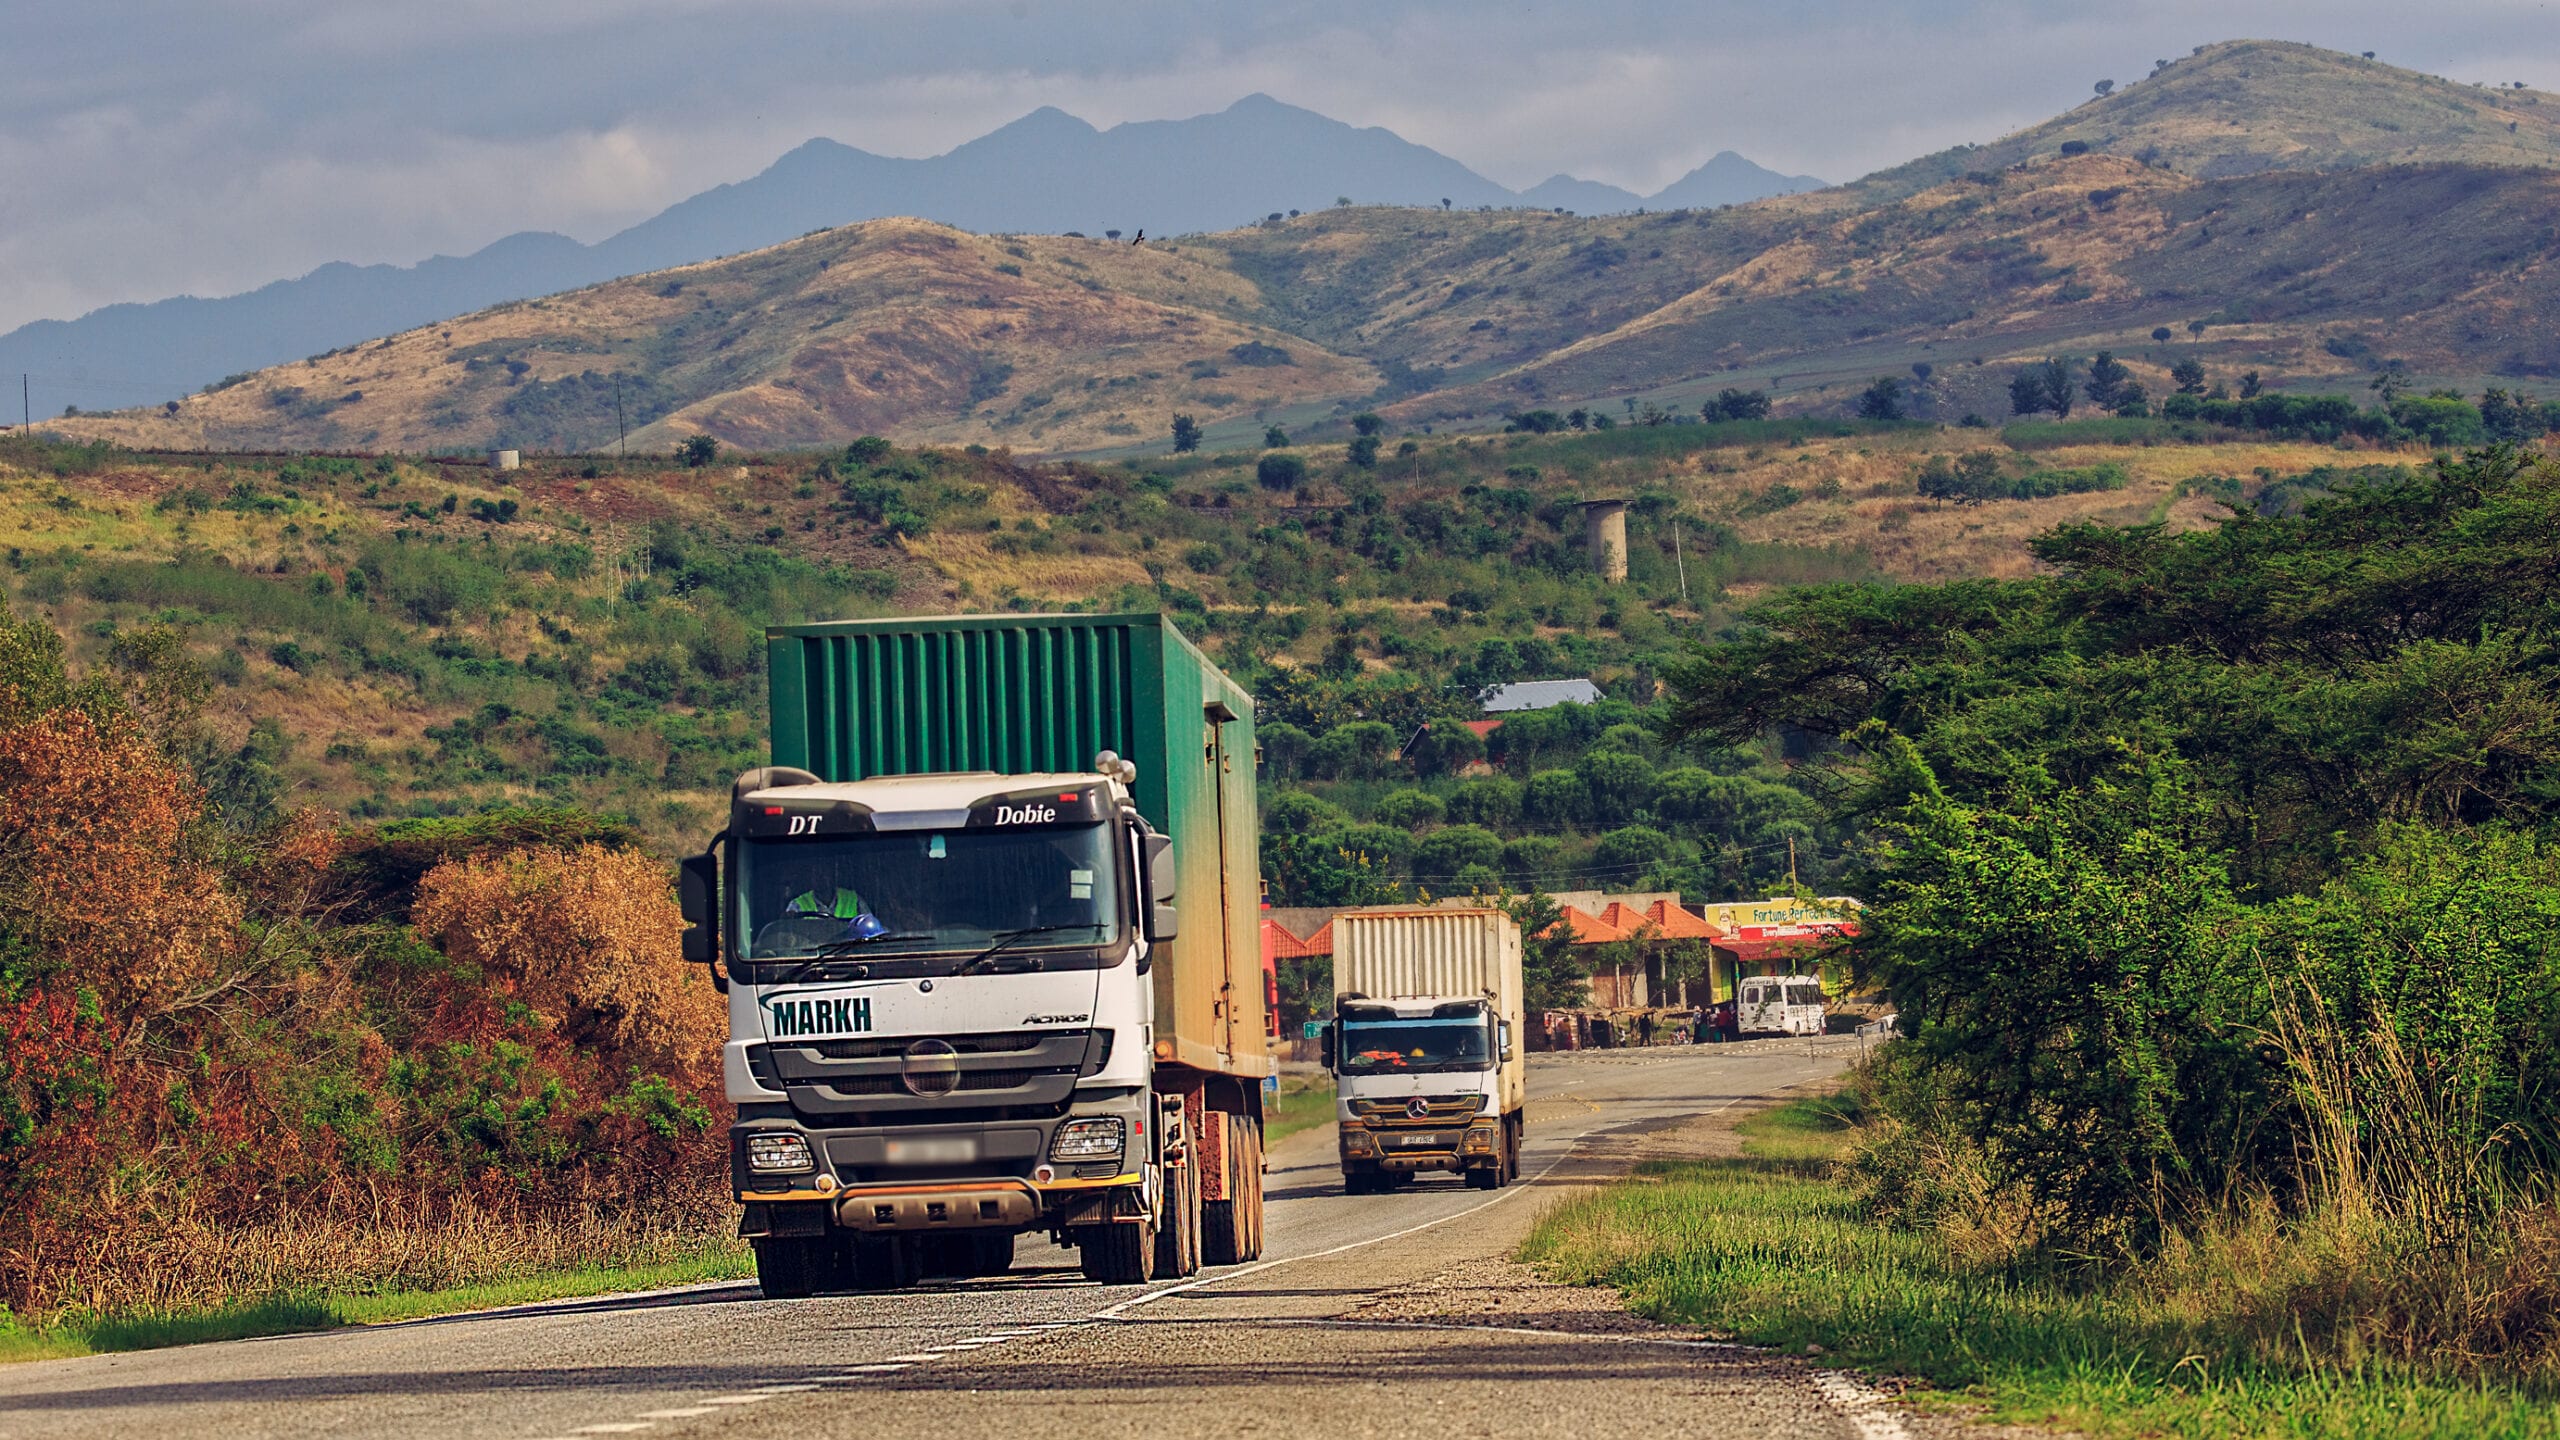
[1338, 1015, 1491, 1075]
[736, 824, 1120, 962]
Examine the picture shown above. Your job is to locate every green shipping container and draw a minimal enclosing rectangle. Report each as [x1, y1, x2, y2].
[764, 612, 1268, 1080]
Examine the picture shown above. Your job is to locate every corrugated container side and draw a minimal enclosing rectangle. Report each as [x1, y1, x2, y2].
[762, 613, 1266, 1079]
[1334, 909, 1517, 1006]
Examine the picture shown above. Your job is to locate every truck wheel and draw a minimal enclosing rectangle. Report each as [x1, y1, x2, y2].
[752, 1236, 824, 1299]
[1203, 1116, 1255, 1266]
[1464, 1165, 1498, 1190]
[1076, 1221, 1154, 1284]
[1239, 1118, 1266, 1261]
[1505, 1117, 1523, 1184]
[968, 1231, 1017, 1276]
[851, 1234, 923, 1289]
[1154, 1157, 1201, 1278]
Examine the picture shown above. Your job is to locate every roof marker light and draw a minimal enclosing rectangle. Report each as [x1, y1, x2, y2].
[764, 806, 784, 815]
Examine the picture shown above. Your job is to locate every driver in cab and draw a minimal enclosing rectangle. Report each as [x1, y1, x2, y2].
[783, 872, 889, 942]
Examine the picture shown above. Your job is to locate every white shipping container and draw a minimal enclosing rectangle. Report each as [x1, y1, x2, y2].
[1332, 907, 1526, 1118]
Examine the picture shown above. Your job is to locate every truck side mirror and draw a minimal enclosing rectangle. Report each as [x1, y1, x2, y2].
[1142, 833, 1179, 943]
[1499, 1019, 1514, 1063]
[1320, 1023, 1336, 1069]
[678, 849, 725, 992]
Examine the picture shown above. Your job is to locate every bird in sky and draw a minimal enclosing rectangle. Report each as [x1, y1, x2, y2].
[1131, 229, 1145, 246]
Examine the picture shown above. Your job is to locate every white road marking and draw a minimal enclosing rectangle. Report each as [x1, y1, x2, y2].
[697, 1394, 775, 1405]
[1262, 1317, 1745, 1349]
[1810, 1368, 1913, 1440]
[818, 1364, 912, 1375]
[882, 1352, 941, 1362]
[570, 1426, 656, 1435]
[750, 1383, 820, 1393]
[635, 1409, 718, 1419]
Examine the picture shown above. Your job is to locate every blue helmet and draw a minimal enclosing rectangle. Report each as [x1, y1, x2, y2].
[844, 911, 890, 940]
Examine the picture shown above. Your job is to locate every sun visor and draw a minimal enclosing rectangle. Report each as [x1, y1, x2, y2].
[963, 784, 1111, 829]
[734, 797, 876, 839]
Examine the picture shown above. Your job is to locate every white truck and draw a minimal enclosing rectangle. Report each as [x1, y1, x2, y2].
[680, 614, 1272, 1296]
[1323, 907, 1525, 1193]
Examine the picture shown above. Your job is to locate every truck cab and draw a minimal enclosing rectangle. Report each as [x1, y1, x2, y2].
[1330, 996, 1517, 1191]
[683, 756, 1226, 1293]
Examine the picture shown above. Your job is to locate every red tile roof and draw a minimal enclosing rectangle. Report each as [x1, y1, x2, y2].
[1539, 906, 1631, 945]
[1260, 917, 1333, 961]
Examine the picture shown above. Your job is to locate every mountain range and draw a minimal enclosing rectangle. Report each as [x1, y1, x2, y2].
[43, 40, 2560, 457]
[0, 96, 1821, 419]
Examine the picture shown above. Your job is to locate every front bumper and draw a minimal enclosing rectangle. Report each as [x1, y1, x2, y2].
[1339, 1118, 1502, 1173]
[733, 1088, 1149, 1232]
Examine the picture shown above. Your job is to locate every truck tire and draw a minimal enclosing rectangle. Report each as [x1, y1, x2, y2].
[1154, 1156, 1201, 1279]
[752, 1236, 824, 1299]
[853, 1234, 923, 1290]
[1202, 1115, 1252, 1266]
[1240, 1118, 1266, 1260]
[1077, 1221, 1154, 1284]
[968, 1231, 1016, 1276]
[1343, 1165, 1383, 1195]
[1504, 1115, 1523, 1184]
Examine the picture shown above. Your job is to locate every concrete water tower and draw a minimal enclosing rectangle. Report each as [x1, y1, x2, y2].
[1583, 499, 1628, 583]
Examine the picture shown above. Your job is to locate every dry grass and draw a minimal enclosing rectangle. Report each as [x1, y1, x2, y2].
[1685, 433, 2368, 581]
[21, 1195, 737, 1321]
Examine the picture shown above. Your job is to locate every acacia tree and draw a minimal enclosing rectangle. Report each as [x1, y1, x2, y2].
[1170, 414, 1202, 452]
[1856, 377, 1906, 421]
[1501, 890, 1590, 1011]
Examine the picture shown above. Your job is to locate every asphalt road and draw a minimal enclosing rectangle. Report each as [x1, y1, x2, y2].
[0, 1039, 1877, 1440]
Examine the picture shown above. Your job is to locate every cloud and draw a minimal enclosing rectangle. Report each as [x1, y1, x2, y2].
[5, 0, 2559, 332]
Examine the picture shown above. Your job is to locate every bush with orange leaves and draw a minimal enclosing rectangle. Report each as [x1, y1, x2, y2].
[0, 604, 731, 1318]
[412, 845, 727, 1091]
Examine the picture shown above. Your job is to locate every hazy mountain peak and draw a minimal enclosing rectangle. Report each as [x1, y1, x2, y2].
[0, 95, 1831, 414]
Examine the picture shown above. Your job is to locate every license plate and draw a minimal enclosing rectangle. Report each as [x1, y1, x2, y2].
[884, 1137, 979, 1165]
[1391, 1133, 1445, 1148]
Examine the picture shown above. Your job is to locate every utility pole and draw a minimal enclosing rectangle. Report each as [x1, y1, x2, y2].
[21, 374, 27, 431]
[1673, 522, 1689, 605]
[613, 375, 628, 458]
[1787, 835, 1799, 890]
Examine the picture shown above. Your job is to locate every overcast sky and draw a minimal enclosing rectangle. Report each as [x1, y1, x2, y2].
[4, 0, 2557, 334]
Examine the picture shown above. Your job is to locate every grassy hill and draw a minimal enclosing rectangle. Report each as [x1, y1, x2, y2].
[1859, 39, 2560, 199]
[4, 416, 2521, 861]
[64, 221, 1374, 457]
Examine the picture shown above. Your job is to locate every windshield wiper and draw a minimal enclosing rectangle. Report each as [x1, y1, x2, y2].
[769, 932, 933, 987]
[951, 925, 1085, 978]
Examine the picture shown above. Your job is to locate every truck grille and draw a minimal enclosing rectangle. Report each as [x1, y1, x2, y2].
[804, 1030, 1075, 1060]
[1350, 1095, 1485, 1124]
[753, 1029, 1097, 1123]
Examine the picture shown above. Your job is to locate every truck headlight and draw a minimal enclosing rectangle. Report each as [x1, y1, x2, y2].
[1050, 1116, 1126, 1162]
[745, 1132, 814, 1175]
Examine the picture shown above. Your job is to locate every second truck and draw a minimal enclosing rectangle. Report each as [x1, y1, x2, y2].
[1325, 907, 1526, 1193]
[678, 613, 1271, 1294]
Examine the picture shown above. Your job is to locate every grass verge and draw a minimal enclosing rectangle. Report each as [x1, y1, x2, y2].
[0, 1243, 750, 1367]
[1518, 1094, 2560, 1440]
[1266, 1071, 1337, 1146]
